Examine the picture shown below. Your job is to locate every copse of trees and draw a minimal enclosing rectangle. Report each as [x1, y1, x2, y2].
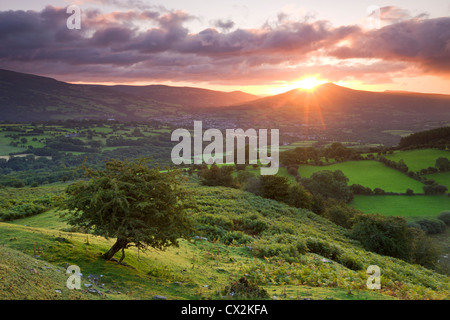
[378, 156, 409, 173]
[399, 126, 450, 149]
[423, 184, 448, 195]
[279, 143, 361, 167]
[301, 170, 353, 203]
[198, 164, 239, 188]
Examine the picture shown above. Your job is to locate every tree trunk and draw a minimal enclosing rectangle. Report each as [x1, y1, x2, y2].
[102, 238, 128, 261]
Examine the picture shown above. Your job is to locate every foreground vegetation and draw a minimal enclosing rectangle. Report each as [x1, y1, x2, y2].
[1, 182, 449, 300]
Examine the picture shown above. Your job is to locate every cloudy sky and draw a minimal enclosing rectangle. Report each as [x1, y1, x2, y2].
[1, 0, 450, 95]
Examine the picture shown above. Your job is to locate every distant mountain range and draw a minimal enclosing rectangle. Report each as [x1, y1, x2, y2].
[213, 82, 450, 140]
[0, 69, 449, 144]
[0, 69, 257, 121]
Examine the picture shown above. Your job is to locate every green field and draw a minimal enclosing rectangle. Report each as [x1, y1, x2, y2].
[385, 149, 450, 172]
[382, 130, 413, 137]
[298, 160, 424, 193]
[279, 140, 317, 151]
[352, 195, 450, 220]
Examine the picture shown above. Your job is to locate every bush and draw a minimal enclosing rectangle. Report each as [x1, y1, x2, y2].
[286, 183, 313, 210]
[233, 216, 268, 235]
[412, 218, 446, 235]
[423, 184, 448, 195]
[350, 214, 412, 261]
[221, 230, 253, 245]
[324, 203, 360, 229]
[337, 252, 364, 271]
[350, 184, 373, 195]
[223, 277, 269, 299]
[373, 188, 385, 195]
[306, 237, 342, 260]
[409, 228, 441, 269]
[437, 211, 450, 226]
[199, 164, 238, 188]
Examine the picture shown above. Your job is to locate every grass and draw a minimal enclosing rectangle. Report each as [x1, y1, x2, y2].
[0, 133, 26, 156]
[238, 166, 296, 182]
[279, 141, 317, 151]
[385, 149, 450, 172]
[382, 130, 413, 137]
[0, 246, 99, 300]
[1, 183, 449, 300]
[298, 160, 425, 193]
[351, 195, 450, 220]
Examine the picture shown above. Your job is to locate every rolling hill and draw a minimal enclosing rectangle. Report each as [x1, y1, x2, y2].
[0, 69, 258, 122]
[218, 83, 450, 129]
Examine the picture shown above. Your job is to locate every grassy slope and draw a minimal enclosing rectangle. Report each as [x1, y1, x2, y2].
[385, 149, 450, 172]
[0, 183, 449, 300]
[0, 246, 98, 300]
[298, 161, 424, 193]
[351, 195, 450, 220]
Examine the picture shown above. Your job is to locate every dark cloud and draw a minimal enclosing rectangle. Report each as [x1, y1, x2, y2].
[213, 19, 235, 31]
[330, 17, 450, 74]
[0, 5, 448, 86]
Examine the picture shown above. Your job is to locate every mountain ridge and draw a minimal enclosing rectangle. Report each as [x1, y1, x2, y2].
[0, 69, 259, 121]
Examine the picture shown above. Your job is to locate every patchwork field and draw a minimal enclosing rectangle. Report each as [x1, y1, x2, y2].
[351, 195, 450, 220]
[385, 149, 450, 172]
[298, 160, 425, 193]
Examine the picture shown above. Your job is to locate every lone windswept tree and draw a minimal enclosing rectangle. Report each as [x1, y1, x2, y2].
[61, 159, 195, 263]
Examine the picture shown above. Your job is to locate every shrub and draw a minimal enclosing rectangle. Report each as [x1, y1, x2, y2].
[223, 277, 269, 299]
[306, 237, 342, 260]
[409, 228, 441, 269]
[423, 184, 448, 195]
[221, 230, 253, 245]
[324, 203, 360, 229]
[350, 184, 373, 195]
[233, 216, 268, 235]
[350, 214, 412, 261]
[338, 252, 364, 271]
[252, 234, 308, 262]
[412, 218, 446, 235]
[286, 183, 313, 210]
[259, 175, 290, 202]
[437, 211, 450, 226]
[373, 188, 385, 195]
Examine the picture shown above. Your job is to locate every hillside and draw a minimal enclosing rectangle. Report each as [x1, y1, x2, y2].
[0, 246, 98, 300]
[0, 69, 258, 122]
[0, 182, 449, 300]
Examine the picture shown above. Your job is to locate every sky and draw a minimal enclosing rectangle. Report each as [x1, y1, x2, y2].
[1, 0, 450, 95]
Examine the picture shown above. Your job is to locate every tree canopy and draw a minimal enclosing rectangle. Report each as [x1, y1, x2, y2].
[61, 159, 195, 262]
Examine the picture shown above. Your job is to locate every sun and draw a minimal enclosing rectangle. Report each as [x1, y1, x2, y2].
[295, 77, 327, 90]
